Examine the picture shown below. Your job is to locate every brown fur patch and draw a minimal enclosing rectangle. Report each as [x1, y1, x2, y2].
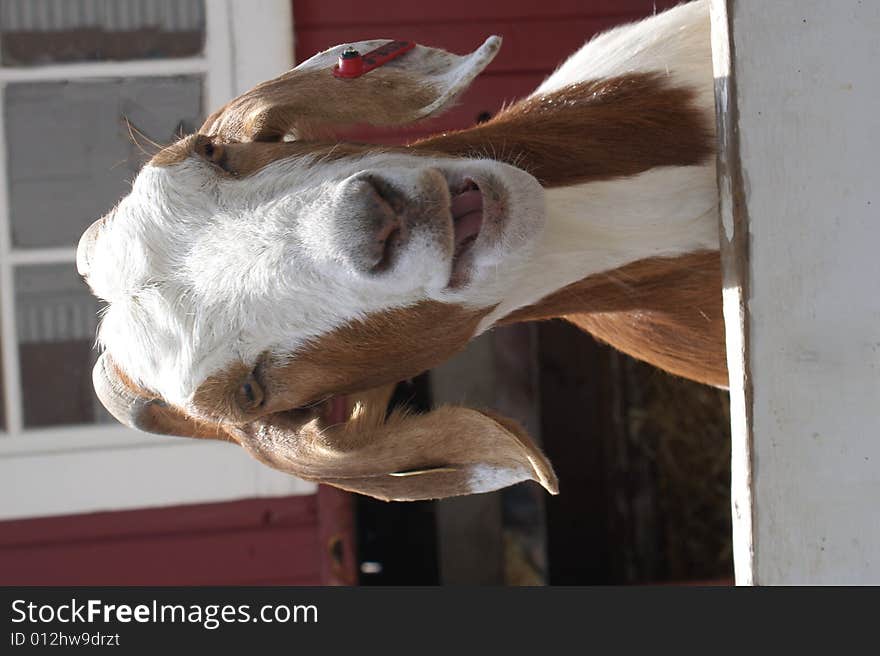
[191, 301, 491, 426]
[280, 301, 483, 411]
[149, 132, 385, 177]
[141, 401, 235, 442]
[108, 357, 150, 399]
[152, 71, 712, 186]
[106, 358, 233, 441]
[413, 73, 714, 188]
[198, 140, 379, 178]
[202, 67, 436, 143]
[499, 251, 728, 387]
[152, 74, 711, 191]
[148, 133, 199, 168]
[278, 301, 492, 404]
[190, 360, 252, 422]
[233, 403, 557, 501]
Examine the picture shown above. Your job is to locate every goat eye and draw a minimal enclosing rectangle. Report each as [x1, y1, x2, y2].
[196, 136, 229, 172]
[236, 373, 264, 412]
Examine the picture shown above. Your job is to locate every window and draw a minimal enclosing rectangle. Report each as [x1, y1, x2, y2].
[0, 0, 313, 520]
[1, 0, 206, 65]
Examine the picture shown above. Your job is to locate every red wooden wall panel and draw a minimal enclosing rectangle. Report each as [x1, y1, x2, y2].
[297, 16, 636, 74]
[0, 496, 322, 586]
[294, 0, 675, 27]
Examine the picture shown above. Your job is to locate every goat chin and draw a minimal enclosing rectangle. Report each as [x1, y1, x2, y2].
[81, 1, 722, 501]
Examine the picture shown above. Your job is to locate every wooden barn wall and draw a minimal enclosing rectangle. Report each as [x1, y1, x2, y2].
[0, 495, 323, 586]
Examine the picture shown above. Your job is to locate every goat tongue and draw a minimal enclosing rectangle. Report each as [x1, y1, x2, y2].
[325, 396, 350, 424]
[451, 189, 483, 250]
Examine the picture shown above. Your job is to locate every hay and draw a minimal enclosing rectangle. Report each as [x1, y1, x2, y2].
[623, 357, 733, 581]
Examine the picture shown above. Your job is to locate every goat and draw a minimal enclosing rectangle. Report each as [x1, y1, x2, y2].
[77, 0, 721, 501]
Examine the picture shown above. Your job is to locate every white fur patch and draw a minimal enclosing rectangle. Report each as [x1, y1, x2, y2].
[466, 464, 530, 494]
[535, 0, 713, 114]
[475, 163, 720, 332]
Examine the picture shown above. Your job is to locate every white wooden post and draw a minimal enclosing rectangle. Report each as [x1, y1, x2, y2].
[712, 0, 880, 584]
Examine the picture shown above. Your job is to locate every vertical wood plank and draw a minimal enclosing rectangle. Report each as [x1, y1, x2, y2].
[316, 485, 358, 586]
[709, 0, 755, 586]
[537, 321, 615, 584]
[431, 335, 505, 585]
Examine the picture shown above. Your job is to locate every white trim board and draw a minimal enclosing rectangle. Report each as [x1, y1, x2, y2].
[0, 57, 209, 83]
[713, 0, 880, 584]
[0, 439, 314, 520]
[0, 81, 24, 437]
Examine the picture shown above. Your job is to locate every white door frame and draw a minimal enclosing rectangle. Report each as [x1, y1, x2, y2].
[711, 0, 880, 584]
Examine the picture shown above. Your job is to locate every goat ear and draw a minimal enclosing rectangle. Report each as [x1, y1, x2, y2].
[201, 36, 501, 142]
[237, 386, 558, 502]
[321, 409, 559, 501]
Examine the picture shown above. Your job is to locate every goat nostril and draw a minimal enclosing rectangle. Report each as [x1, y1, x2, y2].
[372, 226, 400, 273]
[346, 174, 407, 274]
[363, 175, 401, 211]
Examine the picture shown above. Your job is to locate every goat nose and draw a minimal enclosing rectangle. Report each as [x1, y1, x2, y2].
[338, 175, 404, 273]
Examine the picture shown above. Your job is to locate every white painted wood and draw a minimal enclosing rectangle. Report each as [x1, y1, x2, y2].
[0, 440, 314, 520]
[0, 57, 209, 83]
[709, 0, 755, 587]
[204, 0, 294, 109]
[204, 0, 235, 111]
[228, 0, 295, 91]
[0, 424, 196, 456]
[0, 83, 25, 437]
[8, 247, 76, 265]
[717, 0, 880, 584]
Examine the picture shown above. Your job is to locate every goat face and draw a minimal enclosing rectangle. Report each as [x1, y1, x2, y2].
[77, 37, 558, 501]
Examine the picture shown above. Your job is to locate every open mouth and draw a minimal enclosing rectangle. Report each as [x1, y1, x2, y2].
[448, 178, 484, 287]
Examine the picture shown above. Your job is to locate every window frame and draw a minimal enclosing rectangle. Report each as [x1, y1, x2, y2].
[0, 0, 315, 520]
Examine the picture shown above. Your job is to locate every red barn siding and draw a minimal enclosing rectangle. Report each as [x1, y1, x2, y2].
[293, 0, 670, 27]
[0, 496, 323, 586]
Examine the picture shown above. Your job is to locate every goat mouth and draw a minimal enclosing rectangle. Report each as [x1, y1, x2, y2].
[448, 178, 484, 288]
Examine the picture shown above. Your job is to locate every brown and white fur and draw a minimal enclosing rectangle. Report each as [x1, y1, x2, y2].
[77, 1, 722, 501]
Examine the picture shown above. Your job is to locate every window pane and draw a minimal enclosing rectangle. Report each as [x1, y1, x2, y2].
[0, 0, 205, 65]
[16, 263, 111, 428]
[5, 76, 202, 249]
